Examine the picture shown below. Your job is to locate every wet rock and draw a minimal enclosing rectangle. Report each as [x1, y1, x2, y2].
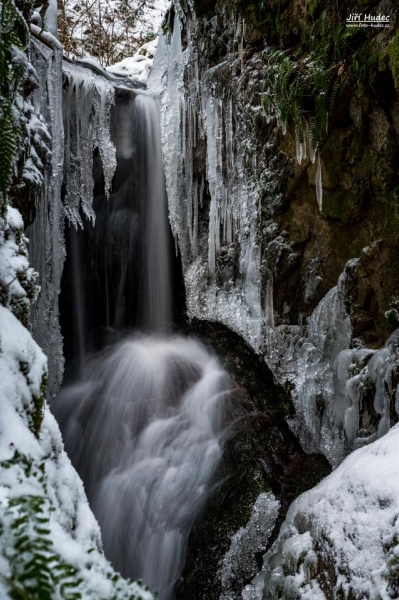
[176, 320, 331, 600]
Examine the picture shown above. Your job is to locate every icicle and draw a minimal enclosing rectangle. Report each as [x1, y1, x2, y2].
[315, 152, 323, 211]
[226, 96, 234, 181]
[265, 276, 274, 329]
[295, 132, 303, 164]
[395, 384, 399, 417]
[310, 146, 316, 164]
[193, 177, 198, 256]
[62, 61, 117, 225]
[241, 19, 245, 72]
[27, 40, 65, 399]
[344, 376, 360, 446]
[153, 12, 262, 348]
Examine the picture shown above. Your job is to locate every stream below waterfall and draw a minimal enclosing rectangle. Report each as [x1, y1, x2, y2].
[53, 82, 232, 598]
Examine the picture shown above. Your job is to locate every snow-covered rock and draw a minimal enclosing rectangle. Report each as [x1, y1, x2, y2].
[0, 207, 37, 326]
[244, 425, 399, 599]
[107, 39, 158, 84]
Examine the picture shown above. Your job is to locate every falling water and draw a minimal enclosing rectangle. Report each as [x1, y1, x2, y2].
[134, 94, 172, 332]
[55, 82, 231, 598]
[55, 336, 231, 598]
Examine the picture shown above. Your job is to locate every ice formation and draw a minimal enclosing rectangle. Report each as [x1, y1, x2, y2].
[62, 60, 117, 226]
[220, 493, 280, 600]
[26, 36, 119, 398]
[264, 254, 399, 467]
[27, 37, 65, 400]
[244, 424, 399, 599]
[150, 14, 263, 349]
[150, 6, 399, 479]
[150, 9, 399, 467]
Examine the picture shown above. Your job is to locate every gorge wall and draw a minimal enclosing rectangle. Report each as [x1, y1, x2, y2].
[153, 0, 399, 465]
[150, 0, 399, 597]
[2, 0, 399, 598]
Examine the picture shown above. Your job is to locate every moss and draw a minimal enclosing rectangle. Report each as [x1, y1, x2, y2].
[385, 308, 399, 331]
[388, 29, 399, 90]
[30, 373, 47, 438]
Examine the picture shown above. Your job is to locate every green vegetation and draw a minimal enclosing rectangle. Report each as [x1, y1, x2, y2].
[228, 0, 391, 149]
[1, 452, 84, 600]
[260, 21, 378, 148]
[388, 29, 399, 89]
[0, 0, 29, 216]
[261, 49, 331, 150]
[30, 373, 47, 438]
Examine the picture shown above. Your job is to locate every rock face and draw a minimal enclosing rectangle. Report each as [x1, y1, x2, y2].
[153, 0, 399, 597]
[177, 320, 331, 600]
[153, 0, 399, 460]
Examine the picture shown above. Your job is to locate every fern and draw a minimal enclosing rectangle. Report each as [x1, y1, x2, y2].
[5, 494, 83, 600]
[0, 451, 152, 600]
[0, 0, 29, 215]
[261, 47, 331, 149]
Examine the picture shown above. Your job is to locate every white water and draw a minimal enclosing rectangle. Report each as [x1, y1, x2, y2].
[135, 95, 172, 332]
[55, 335, 231, 598]
[55, 69, 232, 597]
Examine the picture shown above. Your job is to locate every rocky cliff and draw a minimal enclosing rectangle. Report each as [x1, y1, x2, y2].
[152, 0, 399, 597]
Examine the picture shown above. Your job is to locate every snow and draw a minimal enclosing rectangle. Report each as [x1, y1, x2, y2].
[107, 39, 158, 84]
[244, 424, 399, 599]
[30, 23, 62, 50]
[0, 207, 37, 324]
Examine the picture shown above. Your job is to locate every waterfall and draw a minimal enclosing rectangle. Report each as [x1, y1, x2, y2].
[53, 68, 231, 598]
[55, 336, 231, 598]
[134, 94, 172, 332]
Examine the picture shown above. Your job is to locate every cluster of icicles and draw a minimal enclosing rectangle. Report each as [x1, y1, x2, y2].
[150, 14, 264, 349]
[263, 103, 324, 212]
[63, 61, 117, 227]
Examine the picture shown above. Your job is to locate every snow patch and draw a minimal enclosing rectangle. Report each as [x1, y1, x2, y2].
[245, 424, 399, 599]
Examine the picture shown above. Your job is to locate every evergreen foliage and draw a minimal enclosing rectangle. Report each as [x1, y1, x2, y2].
[1, 452, 83, 600]
[260, 21, 364, 149]
[0, 0, 29, 216]
[261, 49, 330, 150]
[0, 451, 151, 600]
[230, 0, 392, 149]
